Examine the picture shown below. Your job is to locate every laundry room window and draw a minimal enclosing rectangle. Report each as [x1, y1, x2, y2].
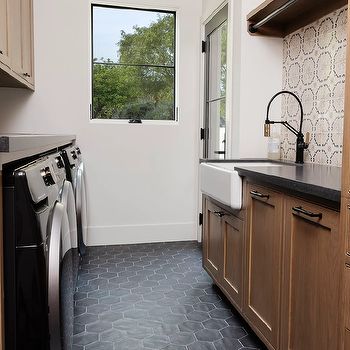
[91, 5, 177, 122]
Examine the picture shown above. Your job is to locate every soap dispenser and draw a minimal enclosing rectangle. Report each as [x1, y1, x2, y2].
[267, 126, 280, 160]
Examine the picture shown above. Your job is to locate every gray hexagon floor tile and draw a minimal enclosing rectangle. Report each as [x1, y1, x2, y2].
[74, 242, 266, 349]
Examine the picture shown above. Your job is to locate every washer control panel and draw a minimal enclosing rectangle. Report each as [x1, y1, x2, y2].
[40, 167, 55, 186]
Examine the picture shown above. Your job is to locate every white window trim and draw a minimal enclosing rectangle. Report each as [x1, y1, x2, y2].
[88, 0, 180, 125]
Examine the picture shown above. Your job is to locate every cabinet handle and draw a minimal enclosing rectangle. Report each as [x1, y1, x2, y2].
[23, 73, 31, 77]
[0, 50, 3, 55]
[214, 211, 225, 218]
[250, 190, 269, 199]
[292, 206, 322, 219]
[346, 263, 350, 269]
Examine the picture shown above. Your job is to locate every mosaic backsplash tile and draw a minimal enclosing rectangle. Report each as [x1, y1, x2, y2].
[281, 6, 347, 166]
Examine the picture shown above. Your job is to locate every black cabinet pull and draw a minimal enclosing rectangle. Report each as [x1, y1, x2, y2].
[292, 206, 322, 219]
[214, 211, 225, 218]
[0, 50, 3, 54]
[23, 73, 31, 77]
[250, 190, 269, 199]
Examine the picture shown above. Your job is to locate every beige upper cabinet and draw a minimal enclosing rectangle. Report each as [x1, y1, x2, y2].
[0, 0, 10, 68]
[0, 0, 34, 89]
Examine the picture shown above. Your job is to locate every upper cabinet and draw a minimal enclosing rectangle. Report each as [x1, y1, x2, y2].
[0, 0, 34, 89]
[247, 0, 347, 37]
[0, 0, 10, 68]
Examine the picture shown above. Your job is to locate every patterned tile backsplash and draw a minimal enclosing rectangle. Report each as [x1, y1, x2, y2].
[281, 6, 347, 166]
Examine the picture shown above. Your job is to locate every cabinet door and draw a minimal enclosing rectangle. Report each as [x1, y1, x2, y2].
[282, 198, 341, 350]
[8, 0, 22, 76]
[345, 262, 350, 333]
[221, 214, 243, 311]
[8, 0, 33, 84]
[203, 199, 223, 281]
[345, 329, 350, 350]
[21, 0, 33, 84]
[0, 0, 10, 67]
[244, 184, 283, 349]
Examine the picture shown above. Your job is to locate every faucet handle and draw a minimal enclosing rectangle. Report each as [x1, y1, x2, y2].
[305, 132, 310, 146]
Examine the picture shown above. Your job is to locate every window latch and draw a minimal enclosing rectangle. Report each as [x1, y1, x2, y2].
[129, 119, 142, 124]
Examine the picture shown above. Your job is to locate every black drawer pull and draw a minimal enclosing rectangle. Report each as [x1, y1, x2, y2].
[250, 190, 269, 199]
[292, 206, 322, 219]
[23, 72, 31, 77]
[0, 50, 3, 54]
[214, 211, 225, 218]
[346, 263, 350, 269]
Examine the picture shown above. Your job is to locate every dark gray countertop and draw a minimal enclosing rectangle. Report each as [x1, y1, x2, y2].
[234, 161, 341, 204]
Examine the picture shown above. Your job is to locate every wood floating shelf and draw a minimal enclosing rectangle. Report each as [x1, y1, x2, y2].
[247, 0, 348, 38]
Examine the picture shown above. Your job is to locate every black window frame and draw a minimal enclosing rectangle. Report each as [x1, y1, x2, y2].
[90, 4, 177, 123]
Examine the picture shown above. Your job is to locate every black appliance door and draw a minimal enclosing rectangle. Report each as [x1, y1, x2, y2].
[75, 163, 87, 256]
[47, 202, 73, 350]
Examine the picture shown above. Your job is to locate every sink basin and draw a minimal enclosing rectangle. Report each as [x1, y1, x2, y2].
[200, 161, 285, 210]
[200, 162, 243, 210]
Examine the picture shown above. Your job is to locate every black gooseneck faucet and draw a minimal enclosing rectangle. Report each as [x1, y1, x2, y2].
[264, 90, 310, 164]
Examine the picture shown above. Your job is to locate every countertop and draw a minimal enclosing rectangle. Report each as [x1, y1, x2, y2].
[202, 159, 342, 205]
[0, 134, 75, 152]
[236, 162, 341, 204]
[0, 134, 76, 169]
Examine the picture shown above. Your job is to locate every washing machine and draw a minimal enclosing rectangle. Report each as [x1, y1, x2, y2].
[3, 155, 74, 350]
[49, 152, 79, 287]
[60, 145, 87, 256]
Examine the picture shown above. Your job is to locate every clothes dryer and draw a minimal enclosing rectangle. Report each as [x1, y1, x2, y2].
[3, 156, 74, 350]
[61, 145, 87, 256]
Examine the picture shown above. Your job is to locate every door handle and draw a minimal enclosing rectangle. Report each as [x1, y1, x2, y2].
[292, 206, 322, 219]
[250, 190, 269, 199]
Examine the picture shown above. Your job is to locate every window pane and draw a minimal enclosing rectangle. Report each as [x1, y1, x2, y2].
[208, 21, 227, 101]
[93, 6, 175, 66]
[208, 99, 226, 159]
[93, 64, 175, 120]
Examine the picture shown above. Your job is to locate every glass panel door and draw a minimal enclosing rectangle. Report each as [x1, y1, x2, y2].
[204, 6, 228, 159]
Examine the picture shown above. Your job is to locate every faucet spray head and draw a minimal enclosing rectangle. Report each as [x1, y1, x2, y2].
[264, 121, 271, 137]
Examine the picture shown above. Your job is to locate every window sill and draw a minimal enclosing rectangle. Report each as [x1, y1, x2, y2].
[89, 119, 179, 126]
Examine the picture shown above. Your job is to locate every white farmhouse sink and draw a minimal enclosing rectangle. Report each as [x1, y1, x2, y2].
[200, 162, 283, 210]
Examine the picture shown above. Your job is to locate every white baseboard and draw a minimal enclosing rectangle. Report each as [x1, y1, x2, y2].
[86, 222, 197, 246]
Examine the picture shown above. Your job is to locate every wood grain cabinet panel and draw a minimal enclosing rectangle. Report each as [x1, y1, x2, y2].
[282, 198, 341, 350]
[221, 214, 244, 311]
[345, 263, 350, 332]
[244, 184, 283, 350]
[203, 199, 223, 282]
[345, 329, 350, 350]
[0, 0, 10, 68]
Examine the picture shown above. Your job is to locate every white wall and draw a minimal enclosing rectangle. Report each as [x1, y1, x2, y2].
[202, 0, 283, 159]
[0, 0, 202, 245]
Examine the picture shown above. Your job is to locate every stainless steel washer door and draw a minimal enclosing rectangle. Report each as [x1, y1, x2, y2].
[75, 162, 87, 256]
[47, 202, 73, 350]
[61, 180, 79, 287]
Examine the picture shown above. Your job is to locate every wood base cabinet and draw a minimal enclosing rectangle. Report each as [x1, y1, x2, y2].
[244, 184, 283, 350]
[202, 198, 244, 311]
[203, 200, 223, 282]
[282, 198, 342, 350]
[221, 214, 244, 311]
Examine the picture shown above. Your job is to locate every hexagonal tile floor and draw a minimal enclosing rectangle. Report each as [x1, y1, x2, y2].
[73, 241, 266, 350]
